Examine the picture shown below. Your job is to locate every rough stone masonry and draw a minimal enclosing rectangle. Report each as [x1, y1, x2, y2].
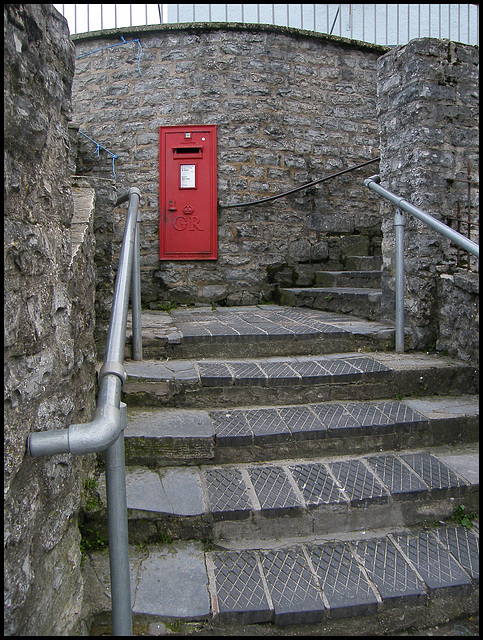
[377, 37, 479, 356]
[4, 4, 97, 635]
[71, 23, 387, 309]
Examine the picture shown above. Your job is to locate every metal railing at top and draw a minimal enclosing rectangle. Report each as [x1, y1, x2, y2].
[445, 160, 479, 273]
[28, 187, 143, 636]
[364, 176, 479, 353]
[54, 4, 479, 47]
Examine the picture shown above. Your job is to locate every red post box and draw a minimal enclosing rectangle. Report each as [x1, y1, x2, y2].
[159, 125, 217, 260]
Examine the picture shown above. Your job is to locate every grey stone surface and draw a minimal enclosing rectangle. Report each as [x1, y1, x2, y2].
[260, 547, 326, 624]
[126, 467, 205, 516]
[132, 542, 210, 619]
[126, 408, 214, 438]
[208, 549, 272, 624]
[377, 38, 478, 358]
[308, 541, 379, 617]
[389, 530, 473, 593]
[353, 536, 427, 603]
[436, 452, 479, 486]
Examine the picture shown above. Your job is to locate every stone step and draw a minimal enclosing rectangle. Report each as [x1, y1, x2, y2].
[278, 287, 382, 320]
[108, 445, 477, 546]
[122, 351, 477, 409]
[315, 270, 382, 289]
[83, 506, 479, 634]
[345, 255, 383, 271]
[125, 305, 395, 360]
[123, 395, 479, 466]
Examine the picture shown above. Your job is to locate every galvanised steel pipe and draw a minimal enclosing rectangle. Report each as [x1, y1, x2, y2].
[105, 402, 132, 636]
[28, 186, 142, 636]
[364, 176, 479, 258]
[131, 221, 142, 360]
[394, 208, 405, 353]
[364, 176, 479, 355]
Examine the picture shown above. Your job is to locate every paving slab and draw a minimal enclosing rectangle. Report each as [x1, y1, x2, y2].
[121, 447, 477, 537]
[206, 549, 272, 624]
[352, 535, 427, 604]
[126, 467, 205, 516]
[307, 540, 380, 618]
[389, 530, 473, 594]
[132, 542, 210, 619]
[259, 546, 326, 624]
[84, 524, 478, 626]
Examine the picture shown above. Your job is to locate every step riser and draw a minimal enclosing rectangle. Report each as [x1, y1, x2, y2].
[345, 256, 383, 270]
[124, 414, 479, 467]
[129, 331, 394, 360]
[278, 288, 382, 320]
[315, 271, 382, 288]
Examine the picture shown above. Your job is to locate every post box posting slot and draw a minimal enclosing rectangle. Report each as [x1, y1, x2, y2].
[159, 125, 217, 260]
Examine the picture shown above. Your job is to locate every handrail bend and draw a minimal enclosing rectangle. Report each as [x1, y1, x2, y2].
[364, 175, 479, 352]
[28, 186, 142, 636]
[364, 176, 479, 258]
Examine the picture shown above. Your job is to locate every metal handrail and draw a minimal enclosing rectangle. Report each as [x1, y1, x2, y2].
[28, 186, 143, 636]
[364, 175, 479, 352]
[219, 157, 380, 208]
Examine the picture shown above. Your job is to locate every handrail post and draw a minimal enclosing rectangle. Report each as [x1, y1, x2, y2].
[131, 219, 142, 360]
[394, 208, 405, 353]
[104, 402, 132, 635]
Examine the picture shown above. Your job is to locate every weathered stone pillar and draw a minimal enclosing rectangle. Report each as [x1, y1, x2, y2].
[5, 4, 96, 635]
[376, 38, 478, 349]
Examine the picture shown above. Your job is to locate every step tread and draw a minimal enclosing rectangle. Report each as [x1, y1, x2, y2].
[123, 446, 478, 519]
[125, 394, 478, 444]
[124, 351, 474, 388]
[127, 305, 392, 345]
[316, 271, 383, 275]
[85, 522, 479, 624]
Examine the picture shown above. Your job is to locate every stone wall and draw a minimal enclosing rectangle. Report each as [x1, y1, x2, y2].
[4, 4, 96, 635]
[376, 38, 479, 354]
[71, 23, 386, 308]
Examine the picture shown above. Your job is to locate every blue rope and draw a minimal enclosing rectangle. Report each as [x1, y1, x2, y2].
[75, 35, 142, 77]
[78, 130, 118, 179]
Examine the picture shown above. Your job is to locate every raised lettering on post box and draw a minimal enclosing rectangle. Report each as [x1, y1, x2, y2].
[159, 125, 217, 260]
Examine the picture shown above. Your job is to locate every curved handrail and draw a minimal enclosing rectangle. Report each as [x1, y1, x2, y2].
[219, 157, 380, 208]
[29, 187, 142, 456]
[364, 176, 479, 257]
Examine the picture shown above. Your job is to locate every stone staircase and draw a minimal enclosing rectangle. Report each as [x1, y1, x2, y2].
[278, 254, 383, 320]
[81, 305, 479, 636]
